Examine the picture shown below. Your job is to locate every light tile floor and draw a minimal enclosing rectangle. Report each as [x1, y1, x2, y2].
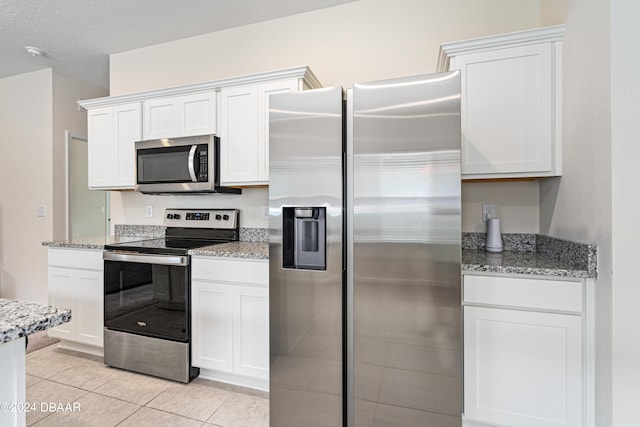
[25, 344, 269, 426]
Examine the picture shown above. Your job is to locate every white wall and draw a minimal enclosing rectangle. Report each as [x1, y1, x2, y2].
[0, 69, 106, 303]
[109, 0, 544, 231]
[539, 0, 612, 424]
[462, 181, 540, 233]
[611, 0, 640, 424]
[110, 189, 269, 232]
[0, 70, 53, 303]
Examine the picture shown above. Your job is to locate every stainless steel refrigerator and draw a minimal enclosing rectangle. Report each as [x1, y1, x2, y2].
[269, 72, 462, 427]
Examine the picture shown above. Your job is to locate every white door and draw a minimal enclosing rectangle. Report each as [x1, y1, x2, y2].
[68, 133, 108, 239]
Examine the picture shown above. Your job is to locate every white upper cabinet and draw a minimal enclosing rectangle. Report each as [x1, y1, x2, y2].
[79, 66, 321, 190]
[143, 91, 216, 139]
[219, 79, 299, 186]
[86, 102, 141, 189]
[438, 25, 564, 179]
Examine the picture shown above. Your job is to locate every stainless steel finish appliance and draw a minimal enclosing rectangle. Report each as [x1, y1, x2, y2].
[103, 208, 239, 383]
[269, 72, 462, 426]
[135, 134, 241, 194]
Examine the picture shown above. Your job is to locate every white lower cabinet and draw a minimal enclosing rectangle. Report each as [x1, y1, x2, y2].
[463, 274, 589, 427]
[191, 257, 269, 391]
[47, 249, 104, 355]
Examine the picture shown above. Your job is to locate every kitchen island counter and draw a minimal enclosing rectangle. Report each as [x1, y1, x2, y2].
[0, 298, 71, 344]
[1, 298, 71, 427]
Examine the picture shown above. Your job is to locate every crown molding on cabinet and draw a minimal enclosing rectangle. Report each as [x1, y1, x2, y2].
[437, 25, 565, 72]
[77, 65, 321, 110]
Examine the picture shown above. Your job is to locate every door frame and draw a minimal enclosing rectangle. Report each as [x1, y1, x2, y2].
[65, 131, 110, 239]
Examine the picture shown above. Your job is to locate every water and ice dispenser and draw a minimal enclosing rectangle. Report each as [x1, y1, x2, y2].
[282, 207, 326, 271]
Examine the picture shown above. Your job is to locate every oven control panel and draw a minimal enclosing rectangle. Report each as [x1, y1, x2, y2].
[163, 209, 239, 229]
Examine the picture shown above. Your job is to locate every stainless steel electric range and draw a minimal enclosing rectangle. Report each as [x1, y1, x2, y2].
[102, 208, 239, 383]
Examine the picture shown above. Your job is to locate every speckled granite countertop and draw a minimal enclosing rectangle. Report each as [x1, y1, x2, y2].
[190, 241, 269, 259]
[42, 226, 269, 259]
[42, 227, 596, 277]
[42, 236, 148, 250]
[0, 299, 71, 344]
[462, 233, 597, 279]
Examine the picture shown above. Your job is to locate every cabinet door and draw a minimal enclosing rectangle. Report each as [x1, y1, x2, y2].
[48, 267, 103, 347]
[75, 269, 104, 347]
[48, 267, 77, 339]
[180, 92, 217, 137]
[219, 85, 259, 185]
[113, 103, 141, 188]
[87, 103, 140, 190]
[192, 280, 234, 373]
[256, 80, 299, 182]
[464, 306, 582, 427]
[233, 285, 269, 379]
[455, 43, 555, 177]
[143, 97, 180, 139]
[87, 107, 115, 188]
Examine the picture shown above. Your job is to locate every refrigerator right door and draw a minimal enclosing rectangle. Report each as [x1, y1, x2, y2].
[348, 71, 462, 426]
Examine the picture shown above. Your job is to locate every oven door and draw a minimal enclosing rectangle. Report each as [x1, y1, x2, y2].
[103, 252, 190, 342]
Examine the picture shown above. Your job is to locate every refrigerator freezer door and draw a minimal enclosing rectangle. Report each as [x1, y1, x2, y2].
[269, 87, 344, 427]
[349, 71, 462, 426]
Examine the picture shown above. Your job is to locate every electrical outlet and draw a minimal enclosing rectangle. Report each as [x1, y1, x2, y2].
[145, 205, 153, 218]
[36, 204, 46, 217]
[261, 205, 269, 220]
[482, 203, 496, 222]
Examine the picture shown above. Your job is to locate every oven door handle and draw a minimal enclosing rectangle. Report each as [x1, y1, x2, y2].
[103, 251, 189, 266]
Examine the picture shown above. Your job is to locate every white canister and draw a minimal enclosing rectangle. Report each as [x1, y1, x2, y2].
[485, 218, 504, 253]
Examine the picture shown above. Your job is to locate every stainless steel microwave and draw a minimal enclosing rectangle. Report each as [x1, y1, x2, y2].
[135, 135, 241, 194]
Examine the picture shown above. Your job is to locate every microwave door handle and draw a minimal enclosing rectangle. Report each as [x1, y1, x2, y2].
[187, 145, 198, 182]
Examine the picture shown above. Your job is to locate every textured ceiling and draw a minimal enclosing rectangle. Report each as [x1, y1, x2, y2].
[0, 0, 356, 89]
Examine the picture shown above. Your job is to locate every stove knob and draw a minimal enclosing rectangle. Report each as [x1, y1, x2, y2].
[166, 214, 172, 219]
[215, 214, 222, 221]
[223, 214, 230, 221]
[174, 214, 181, 220]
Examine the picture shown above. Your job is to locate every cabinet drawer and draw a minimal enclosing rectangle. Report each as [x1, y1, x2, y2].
[48, 249, 104, 270]
[192, 257, 268, 286]
[463, 275, 582, 312]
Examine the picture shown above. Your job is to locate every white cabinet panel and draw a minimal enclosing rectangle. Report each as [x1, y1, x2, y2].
[257, 79, 299, 182]
[456, 44, 553, 176]
[220, 79, 298, 186]
[143, 92, 216, 140]
[464, 275, 582, 312]
[47, 269, 76, 339]
[191, 257, 268, 389]
[181, 92, 217, 136]
[234, 286, 269, 379]
[144, 97, 179, 138]
[87, 103, 141, 189]
[192, 282, 234, 373]
[219, 85, 259, 184]
[47, 249, 104, 349]
[464, 306, 582, 427]
[87, 107, 114, 189]
[439, 26, 564, 179]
